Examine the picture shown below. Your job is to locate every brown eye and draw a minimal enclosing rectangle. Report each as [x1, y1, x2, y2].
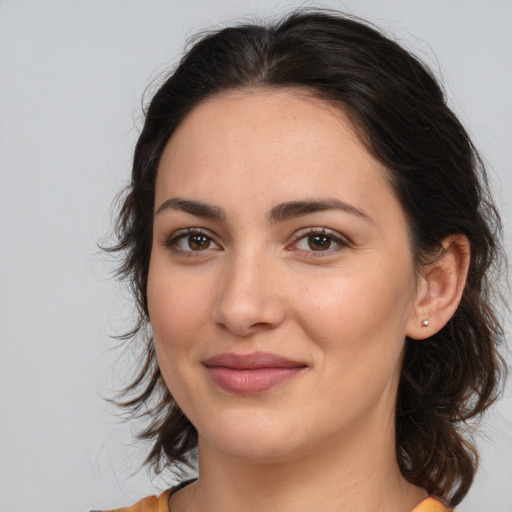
[292, 228, 349, 254]
[187, 234, 211, 251]
[167, 229, 220, 253]
[307, 234, 332, 251]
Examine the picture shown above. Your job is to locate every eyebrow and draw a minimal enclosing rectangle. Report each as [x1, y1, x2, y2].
[155, 197, 372, 224]
[156, 198, 224, 220]
[268, 198, 374, 224]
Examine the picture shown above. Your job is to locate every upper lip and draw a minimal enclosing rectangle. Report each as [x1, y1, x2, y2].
[203, 352, 306, 370]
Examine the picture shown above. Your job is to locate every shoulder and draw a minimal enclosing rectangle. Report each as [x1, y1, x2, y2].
[90, 489, 172, 512]
[93, 490, 451, 512]
[411, 497, 453, 512]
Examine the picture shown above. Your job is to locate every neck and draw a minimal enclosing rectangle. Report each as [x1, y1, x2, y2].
[171, 410, 427, 512]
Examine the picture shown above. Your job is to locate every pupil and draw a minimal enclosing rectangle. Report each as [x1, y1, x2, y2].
[189, 234, 210, 250]
[308, 235, 330, 251]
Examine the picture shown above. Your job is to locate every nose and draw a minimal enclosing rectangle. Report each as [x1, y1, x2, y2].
[212, 250, 286, 337]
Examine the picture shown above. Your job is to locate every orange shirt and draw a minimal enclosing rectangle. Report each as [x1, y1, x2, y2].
[98, 489, 452, 512]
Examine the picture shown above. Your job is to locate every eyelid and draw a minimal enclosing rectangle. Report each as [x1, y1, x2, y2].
[288, 227, 351, 254]
[163, 227, 222, 254]
[162, 226, 351, 256]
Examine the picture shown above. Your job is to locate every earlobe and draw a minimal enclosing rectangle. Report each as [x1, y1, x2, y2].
[407, 235, 470, 340]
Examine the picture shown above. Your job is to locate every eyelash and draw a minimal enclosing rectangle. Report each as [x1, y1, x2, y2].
[164, 228, 220, 256]
[290, 227, 350, 256]
[163, 227, 350, 256]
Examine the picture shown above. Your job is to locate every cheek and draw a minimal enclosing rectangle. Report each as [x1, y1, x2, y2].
[147, 265, 215, 414]
[294, 261, 415, 363]
[147, 262, 213, 361]
[291, 266, 414, 425]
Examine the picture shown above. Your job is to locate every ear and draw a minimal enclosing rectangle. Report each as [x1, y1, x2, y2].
[407, 234, 470, 340]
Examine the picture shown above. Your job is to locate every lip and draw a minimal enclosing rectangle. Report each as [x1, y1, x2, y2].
[203, 352, 307, 394]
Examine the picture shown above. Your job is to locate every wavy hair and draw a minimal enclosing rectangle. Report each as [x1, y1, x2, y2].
[107, 10, 507, 506]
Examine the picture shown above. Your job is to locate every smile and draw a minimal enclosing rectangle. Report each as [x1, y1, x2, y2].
[203, 352, 307, 394]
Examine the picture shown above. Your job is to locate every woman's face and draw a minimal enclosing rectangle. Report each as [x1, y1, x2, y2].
[148, 89, 420, 462]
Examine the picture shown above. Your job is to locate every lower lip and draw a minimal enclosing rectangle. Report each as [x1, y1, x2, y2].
[205, 367, 305, 394]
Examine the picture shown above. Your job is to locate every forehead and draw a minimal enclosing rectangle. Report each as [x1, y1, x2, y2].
[155, 88, 398, 222]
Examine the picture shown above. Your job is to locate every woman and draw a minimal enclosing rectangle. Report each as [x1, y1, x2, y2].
[101, 9, 507, 512]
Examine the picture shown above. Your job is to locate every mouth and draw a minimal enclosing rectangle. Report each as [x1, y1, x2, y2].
[202, 352, 307, 394]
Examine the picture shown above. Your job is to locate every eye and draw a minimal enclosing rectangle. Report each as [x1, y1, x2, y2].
[292, 228, 349, 253]
[165, 228, 220, 253]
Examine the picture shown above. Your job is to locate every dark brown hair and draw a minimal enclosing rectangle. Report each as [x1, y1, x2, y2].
[109, 9, 507, 506]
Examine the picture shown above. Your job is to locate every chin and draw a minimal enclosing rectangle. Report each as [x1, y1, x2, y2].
[210, 435, 298, 462]
[199, 411, 303, 462]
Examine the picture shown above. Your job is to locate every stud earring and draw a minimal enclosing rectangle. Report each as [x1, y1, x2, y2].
[422, 319, 429, 327]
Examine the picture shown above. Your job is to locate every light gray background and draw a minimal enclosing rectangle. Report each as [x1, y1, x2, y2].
[1, 1, 511, 511]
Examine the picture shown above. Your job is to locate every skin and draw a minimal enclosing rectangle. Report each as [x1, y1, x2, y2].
[147, 89, 469, 512]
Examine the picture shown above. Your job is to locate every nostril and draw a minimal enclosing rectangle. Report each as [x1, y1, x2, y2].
[213, 303, 286, 337]
[250, 321, 274, 331]
[214, 319, 276, 335]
